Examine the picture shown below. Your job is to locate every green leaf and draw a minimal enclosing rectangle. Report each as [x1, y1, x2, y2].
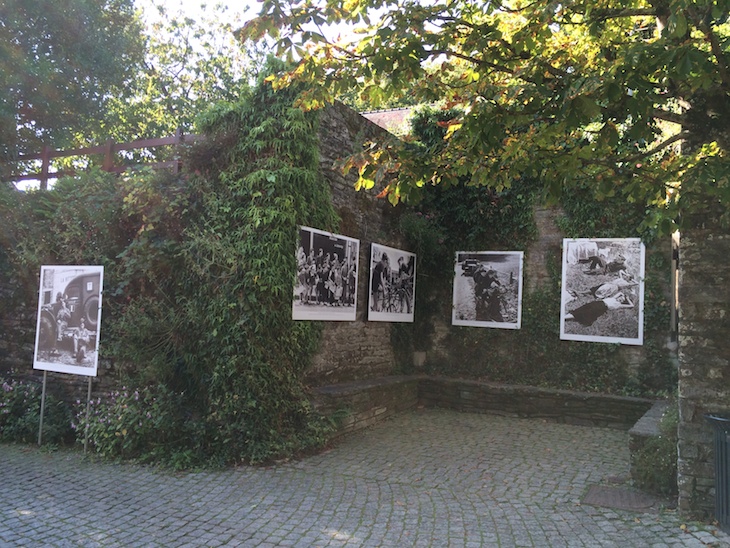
[666, 13, 687, 38]
[573, 96, 601, 121]
[598, 122, 620, 147]
[675, 52, 693, 78]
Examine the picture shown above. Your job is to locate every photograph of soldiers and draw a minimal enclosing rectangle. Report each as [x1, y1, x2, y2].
[452, 251, 524, 329]
[368, 243, 416, 323]
[33, 265, 104, 377]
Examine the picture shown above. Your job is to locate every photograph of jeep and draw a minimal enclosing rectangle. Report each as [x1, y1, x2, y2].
[33, 265, 103, 376]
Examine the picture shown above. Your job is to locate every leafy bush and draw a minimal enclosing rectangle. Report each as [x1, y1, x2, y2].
[0, 373, 73, 445]
[74, 385, 209, 468]
[167, 67, 339, 463]
[0, 63, 339, 466]
[100, 67, 340, 465]
[0, 169, 126, 275]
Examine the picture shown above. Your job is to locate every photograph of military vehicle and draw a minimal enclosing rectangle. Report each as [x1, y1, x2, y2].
[33, 265, 104, 376]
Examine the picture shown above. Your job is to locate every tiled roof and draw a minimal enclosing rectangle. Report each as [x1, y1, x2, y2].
[361, 108, 412, 135]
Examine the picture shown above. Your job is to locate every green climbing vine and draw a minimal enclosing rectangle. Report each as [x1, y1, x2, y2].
[0, 62, 340, 465]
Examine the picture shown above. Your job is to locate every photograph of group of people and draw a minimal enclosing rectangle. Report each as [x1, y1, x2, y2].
[560, 238, 645, 345]
[293, 226, 360, 321]
[452, 252, 524, 329]
[292, 227, 418, 323]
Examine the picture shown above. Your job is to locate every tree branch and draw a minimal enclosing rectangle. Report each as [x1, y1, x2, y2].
[428, 48, 517, 75]
[624, 131, 690, 162]
[703, 26, 730, 87]
[589, 8, 657, 21]
[652, 108, 685, 125]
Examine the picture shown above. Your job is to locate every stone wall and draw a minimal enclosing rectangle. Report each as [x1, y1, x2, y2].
[303, 102, 403, 385]
[677, 219, 730, 518]
[525, 205, 565, 292]
[410, 203, 567, 369]
[0, 272, 34, 374]
[416, 203, 673, 393]
[0, 104, 674, 395]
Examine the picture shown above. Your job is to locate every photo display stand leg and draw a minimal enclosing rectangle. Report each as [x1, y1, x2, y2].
[37, 370, 48, 446]
[84, 377, 92, 455]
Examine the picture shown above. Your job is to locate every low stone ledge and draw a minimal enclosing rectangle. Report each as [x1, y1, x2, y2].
[310, 375, 657, 436]
[628, 400, 672, 483]
[310, 376, 420, 436]
[629, 401, 671, 439]
[419, 377, 655, 430]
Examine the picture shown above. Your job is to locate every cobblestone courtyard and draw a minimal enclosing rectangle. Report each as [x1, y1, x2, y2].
[2, 409, 729, 547]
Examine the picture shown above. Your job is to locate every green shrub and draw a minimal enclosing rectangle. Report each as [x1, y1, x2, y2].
[74, 385, 209, 468]
[74, 383, 335, 468]
[1, 62, 339, 466]
[0, 373, 73, 445]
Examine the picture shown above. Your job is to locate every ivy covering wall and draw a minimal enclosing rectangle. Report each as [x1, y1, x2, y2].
[0, 68, 340, 465]
[0, 87, 676, 464]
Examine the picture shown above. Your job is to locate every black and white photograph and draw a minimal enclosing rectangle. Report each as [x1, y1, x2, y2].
[560, 238, 645, 345]
[293, 226, 359, 321]
[368, 243, 416, 323]
[452, 251, 524, 329]
[33, 265, 104, 377]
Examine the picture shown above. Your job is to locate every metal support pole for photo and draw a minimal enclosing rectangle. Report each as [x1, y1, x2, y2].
[37, 370, 48, 446]
[33, 265, 104, 454]
[84, 377, 92, 455]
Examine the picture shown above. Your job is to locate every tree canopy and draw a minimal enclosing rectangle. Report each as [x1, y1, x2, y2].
[0, 0, 145, 159]
[100, 3, 260, 144]
[242, 0, 730, 231]
[1, 1, 264, 182]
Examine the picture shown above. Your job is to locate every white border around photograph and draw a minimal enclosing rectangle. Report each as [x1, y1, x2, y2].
[560, 238, 645, 345]
[33, 265, 104, 377]
[367, 243, 416, 323]
[293, 226, 360, 321]
[452, 251, 524, 329]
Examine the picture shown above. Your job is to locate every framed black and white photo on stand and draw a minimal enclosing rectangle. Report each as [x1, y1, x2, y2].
[293, 226, 359, 321]
[560, 238, 645, 345]
[33, 265, 104, 377]
[452, 251, 524, 329]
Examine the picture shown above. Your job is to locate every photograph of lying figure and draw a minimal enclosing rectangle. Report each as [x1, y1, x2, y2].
[568, 270, 638, 303]
[565, 291, 635, 327]
[560, 238, 645, 345]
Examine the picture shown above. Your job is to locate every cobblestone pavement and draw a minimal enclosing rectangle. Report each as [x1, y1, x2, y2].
[2, 409, 730, 547]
